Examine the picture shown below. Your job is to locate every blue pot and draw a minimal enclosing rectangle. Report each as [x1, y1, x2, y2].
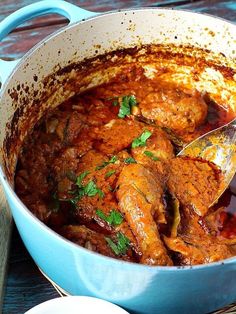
[0, 2, 236, 313]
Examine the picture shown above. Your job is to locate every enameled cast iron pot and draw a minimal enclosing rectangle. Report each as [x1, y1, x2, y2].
[0, 1, 236, 313]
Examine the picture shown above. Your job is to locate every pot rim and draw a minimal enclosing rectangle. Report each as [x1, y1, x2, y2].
[1, 5, 236, 94]
[1, 6, 236, 272]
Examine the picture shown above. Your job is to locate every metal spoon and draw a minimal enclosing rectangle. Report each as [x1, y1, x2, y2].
[178, 118, 236, 206]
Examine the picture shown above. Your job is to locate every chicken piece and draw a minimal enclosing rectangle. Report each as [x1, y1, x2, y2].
[132, 127, 174, 162]
[140, 86, 207, 134]
[72, 199, 140, 256]
[71, 126, 94, 156]
[66, 150, 140, 252]
[163, 236, 233, 265]
[60, 225, 137, 262]
[92, 118, 144, 154]
[116, 164, 173, 266]
[55, 111, 85, 143]
[52, 147, 81, 182]
[164, 205, 233, 265]
[167, 157, 220, 216]
[85, 99, 117, 126]
[76, 149, 121, 196]
[131, 127, 174, 181]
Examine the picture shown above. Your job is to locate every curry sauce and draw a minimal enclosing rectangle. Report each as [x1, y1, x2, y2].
[15, 65, 236, 266]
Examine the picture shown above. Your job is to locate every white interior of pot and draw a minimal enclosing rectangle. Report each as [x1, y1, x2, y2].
[0, 8, 236, 180]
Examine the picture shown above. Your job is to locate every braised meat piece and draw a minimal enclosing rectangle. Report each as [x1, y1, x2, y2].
[167, 157, 221, 216]
[164, 236, 233, 265]
[131, 127, 174, 181]
[116, 164, 172, 265]
[140, 85, 207, 134]
[91, 118, 144, 154]
[61, 225, 137, 262]
[164, 206, 233, 265]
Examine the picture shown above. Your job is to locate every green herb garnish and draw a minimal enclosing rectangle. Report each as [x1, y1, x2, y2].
[76, 170, 90, 187]
[105, 232, 130, 255]
[144, 150, 160, 161]
[96, 156, 118, 170]
[131, 130, 152, 148]
[96, 209, 123, 226]
[83, 180, 104, 197]
[124, 157, 137, 164]
[69, 171, 104, 204]
[105, 170, 116, 178]
[118, 95, 137, 118]
[105, 237, 120, 255]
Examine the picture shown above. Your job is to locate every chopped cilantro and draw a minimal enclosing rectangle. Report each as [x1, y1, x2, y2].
[118, 95, 138, 118]
[105, 232, 130, 255]
[68, 171, 104, 204]
[97, 188, 105, 198]
[105, 237, 120, 255]
[83, 180, 104, 197]
[124, 157, 137, 164]
[96, 156, 118, 170]
[144, 150, 160, 161]
[131, 130, 152, 148]
[105, 170, 116, 178]
[109, 156, 117, 163]
[72, 180, 104, 202]
[76, 170, 90, 187]
[96, 209, 123, 226]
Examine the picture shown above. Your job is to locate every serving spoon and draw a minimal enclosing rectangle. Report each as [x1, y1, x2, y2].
[178, 118, 236, 206]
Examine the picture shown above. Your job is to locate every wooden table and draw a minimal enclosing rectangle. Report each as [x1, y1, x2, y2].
[0, 1, 235, 313]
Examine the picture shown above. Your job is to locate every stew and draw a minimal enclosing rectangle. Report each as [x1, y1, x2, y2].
[15, 65, 236, 266]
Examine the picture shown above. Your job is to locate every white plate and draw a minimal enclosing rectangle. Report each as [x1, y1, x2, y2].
[25, 296, 129, 314]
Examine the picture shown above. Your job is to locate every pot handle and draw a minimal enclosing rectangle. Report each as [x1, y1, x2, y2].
[0, 0, 96, 85]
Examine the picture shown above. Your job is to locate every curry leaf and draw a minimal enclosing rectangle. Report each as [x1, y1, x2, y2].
[171, 197, 181, 238]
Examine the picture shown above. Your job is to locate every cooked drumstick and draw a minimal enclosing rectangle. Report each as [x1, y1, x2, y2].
[116, 163, 173, 266]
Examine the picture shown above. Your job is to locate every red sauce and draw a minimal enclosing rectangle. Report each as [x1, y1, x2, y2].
[14, 66, 236, 265]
